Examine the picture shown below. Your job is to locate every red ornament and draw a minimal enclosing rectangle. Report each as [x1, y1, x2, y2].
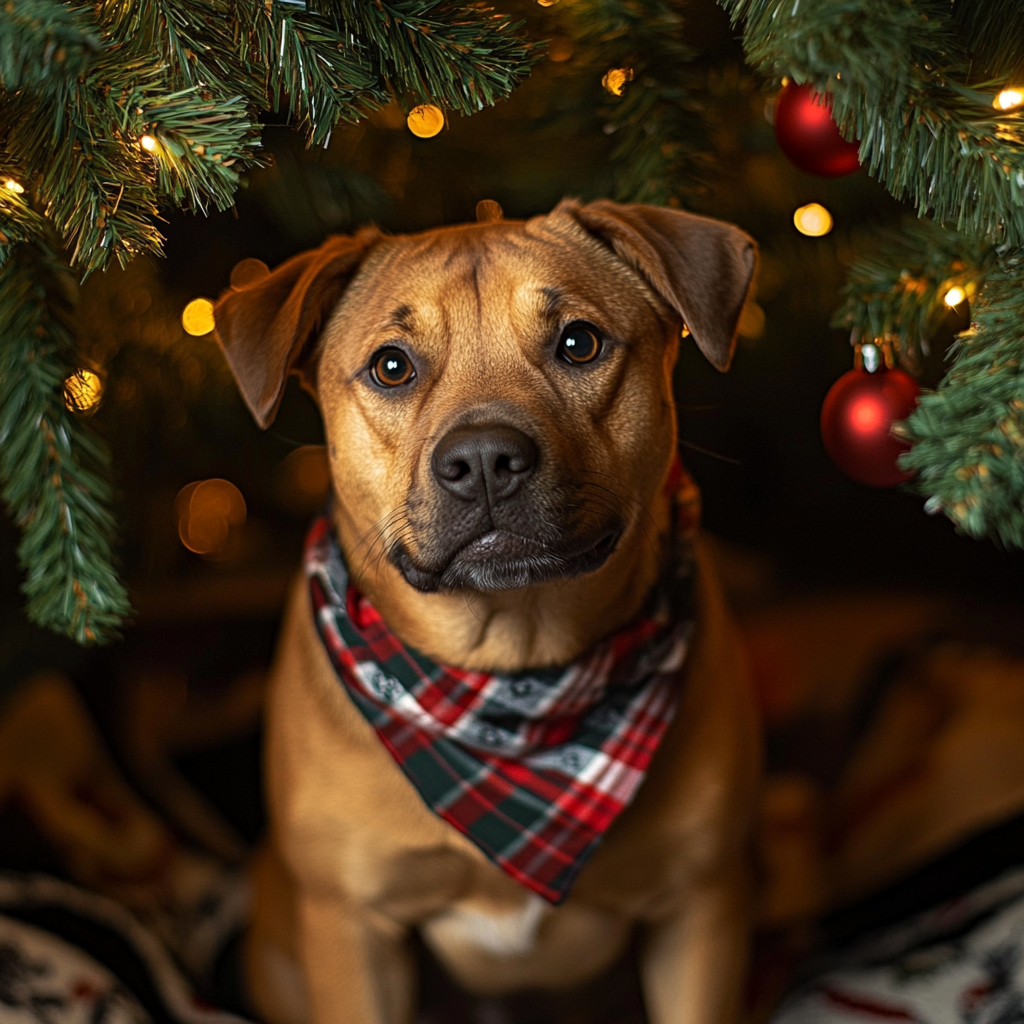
[821, 368, 919, 487]
[774, 81, 861, 177]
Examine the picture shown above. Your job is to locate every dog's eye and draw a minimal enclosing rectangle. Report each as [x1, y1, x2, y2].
[557, 323, 602, 365]
[371, 348, 415, 388]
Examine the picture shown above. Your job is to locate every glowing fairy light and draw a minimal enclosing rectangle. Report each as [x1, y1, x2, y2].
[181, 298, 216, 336]
[793, 202, 833, 237]
[994, 89, 1024, 111]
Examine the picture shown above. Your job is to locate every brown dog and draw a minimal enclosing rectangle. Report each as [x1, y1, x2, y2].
[214, 199, 760, 1024]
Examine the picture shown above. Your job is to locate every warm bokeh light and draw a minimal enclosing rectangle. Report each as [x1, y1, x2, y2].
[275, 446, 331, 516]
[63, 369, 103, 414]
[995, 89, 1024, 111]
[944, 285, 967, 307]
[229, 257, 270, 288]
[793, 202, 833, 237]
[548, 37, 574, 62]
[181, 298, 216, 336]
[849, 396, 885, 434]
[602, 67, 633, 97]
[536, 0, 558, 6]
[175, 478, 246, 556]
[140, 134, 159, 152]
[2, 177, 25, 194]
[406, 105, 445, 139]
[737, 300, 766, 340]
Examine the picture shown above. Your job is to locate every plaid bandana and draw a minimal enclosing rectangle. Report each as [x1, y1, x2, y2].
[306, 463, 701, 904]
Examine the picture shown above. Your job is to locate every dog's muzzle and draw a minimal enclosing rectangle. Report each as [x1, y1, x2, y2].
[389, 423, 624, 593]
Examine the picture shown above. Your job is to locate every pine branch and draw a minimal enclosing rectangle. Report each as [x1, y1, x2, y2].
[833, 219, 995, 360]
[325, 1, 540, 115]
[0, 0, 99, 93]
[0, 206, 130, 643]
[142, 88, 261, 213]
[98, 0, 256, 96]
[246, 3, 392, 146]
[900, 257, 1024, 547]
[953, 0, 1024, 80]
[2, 70, 164, 274]
[720, 0, 1024, 246]
[570, 0, 710, 208]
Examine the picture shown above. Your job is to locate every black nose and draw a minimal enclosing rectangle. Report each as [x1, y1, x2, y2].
[432, 424, 539, 504]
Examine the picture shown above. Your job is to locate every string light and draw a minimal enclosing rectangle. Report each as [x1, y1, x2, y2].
[2, 177, 25, 194]
[63, 369, 103, 414]
[602, 68, 633, 97]
[944, 285, 967, 307]
[536, 0, 558, 6]
[994, 89, 1024, 111]
[140, 134, 159, 153]
[406, 105, 445, 139]
[793, 202, 833, 237]
[181, 298, 216, 336]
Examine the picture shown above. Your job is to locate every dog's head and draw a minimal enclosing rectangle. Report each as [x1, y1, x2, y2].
[215, 200, 754, 659]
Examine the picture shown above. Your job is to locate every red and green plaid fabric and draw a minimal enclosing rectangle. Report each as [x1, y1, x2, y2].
[305, 465, 700, 904]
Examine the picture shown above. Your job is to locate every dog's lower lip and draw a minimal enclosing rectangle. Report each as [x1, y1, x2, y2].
[391, 527, 623, 593]
[456, 531, 547, 562]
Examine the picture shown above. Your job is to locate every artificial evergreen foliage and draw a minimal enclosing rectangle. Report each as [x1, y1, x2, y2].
[0, 193, 130, 644]
[570, 0, 709, 208]
[833, 220, 995, 366]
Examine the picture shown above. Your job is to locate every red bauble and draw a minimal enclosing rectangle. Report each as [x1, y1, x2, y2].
[821, 368, 919, 487]
[774, 82, 861, 177]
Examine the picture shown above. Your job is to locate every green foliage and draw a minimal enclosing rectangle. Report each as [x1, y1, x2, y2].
[900, 261, 1024, 547]
[0, 203, 130, 643]
[329, 2, 540, 116]
[833, 220, 995, 362]
[569, 0, 709, 208]
[0, 0, 99, 93]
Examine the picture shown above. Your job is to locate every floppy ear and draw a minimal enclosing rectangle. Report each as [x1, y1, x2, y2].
[213, 228, 380, 428]
[560, 199, 757, 371]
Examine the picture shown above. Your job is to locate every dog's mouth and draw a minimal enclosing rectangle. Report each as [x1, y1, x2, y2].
[391, 527, 623, 593]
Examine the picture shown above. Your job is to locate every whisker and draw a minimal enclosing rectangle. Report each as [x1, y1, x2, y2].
[677, 439, 742, 465]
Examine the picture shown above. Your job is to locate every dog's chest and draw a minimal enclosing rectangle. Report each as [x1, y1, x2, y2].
[425, 893, 550, 956]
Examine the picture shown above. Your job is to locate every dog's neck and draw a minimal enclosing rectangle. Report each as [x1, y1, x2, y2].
[333, 496, 672, 673]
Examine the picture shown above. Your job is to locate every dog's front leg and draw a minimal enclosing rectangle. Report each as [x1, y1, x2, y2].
[639, 860, 750, 1024]
[299, 891, 415, 1024]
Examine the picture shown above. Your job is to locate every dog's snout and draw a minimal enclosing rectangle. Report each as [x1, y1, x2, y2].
[432, 425, 538, 504]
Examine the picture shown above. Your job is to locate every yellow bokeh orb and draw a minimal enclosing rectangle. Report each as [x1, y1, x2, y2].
[140, 134, 159, 152]
[182, 298, 216, 336]
[602, 67, 634, 97]
[406, 105, 445, 139]
[63, 369, 103, 415]
[944, 285, 967, 307]
[994, 89, 1024, 111]
[793, 202, 833, 237]
[537, 0, 558, 6]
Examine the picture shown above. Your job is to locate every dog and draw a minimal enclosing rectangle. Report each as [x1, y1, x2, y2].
[213, 198, 760, 1024]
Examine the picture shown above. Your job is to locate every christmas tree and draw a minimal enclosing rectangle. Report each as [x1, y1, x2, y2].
[3, 0, 1024, 644]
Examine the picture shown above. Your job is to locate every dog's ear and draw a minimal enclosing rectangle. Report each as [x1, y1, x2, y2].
[560, 199, 757, 371]
[213, 228, 380, 428]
